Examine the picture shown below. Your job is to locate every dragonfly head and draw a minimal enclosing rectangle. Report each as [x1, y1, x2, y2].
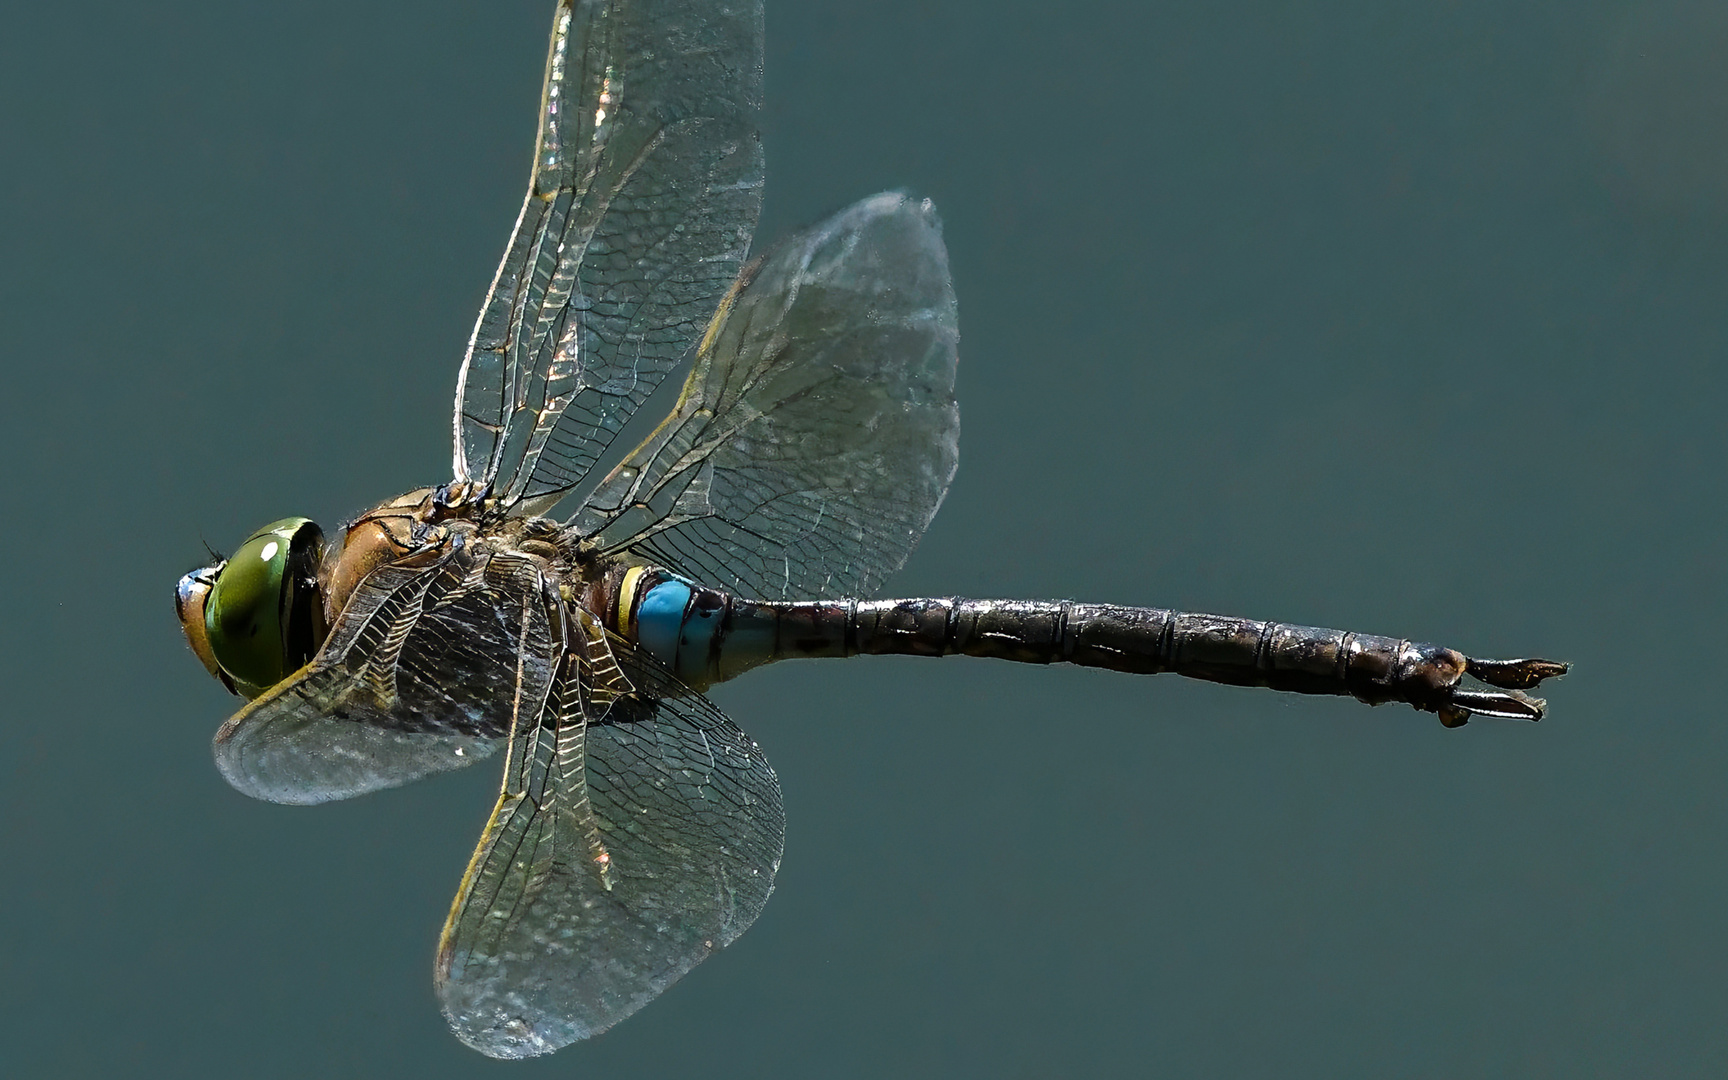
[175, 517, 330, 699]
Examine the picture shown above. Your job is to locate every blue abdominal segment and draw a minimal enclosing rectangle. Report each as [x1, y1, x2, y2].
[635, 580, 694, 673]
[634, 575, 785, 687]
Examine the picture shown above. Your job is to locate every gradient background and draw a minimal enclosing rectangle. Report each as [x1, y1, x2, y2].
[2, 1, 1723, 1076]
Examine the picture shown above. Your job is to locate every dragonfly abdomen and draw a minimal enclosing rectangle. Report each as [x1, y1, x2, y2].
[613, 571, 1564, 725]
[843, 598, 1564, 725]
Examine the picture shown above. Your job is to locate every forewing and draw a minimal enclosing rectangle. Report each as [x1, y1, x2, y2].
[213, 542, 556, 805]
[455, 0, 765, 511]
[437, 611, 782, 1059]
[574, 192, 960, 599]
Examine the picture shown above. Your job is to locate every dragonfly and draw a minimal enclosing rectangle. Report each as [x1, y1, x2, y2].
[173, 0, 1566, 1060]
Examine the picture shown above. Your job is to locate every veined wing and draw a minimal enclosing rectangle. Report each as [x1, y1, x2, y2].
[213, 539, 556, 805]
[573, 191, 960, 599]
[437, 609, 782, 1058]
[454, 0, 765, 513]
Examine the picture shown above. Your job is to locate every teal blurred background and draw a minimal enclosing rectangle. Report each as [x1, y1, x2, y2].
[2, 1, 1723, 1076]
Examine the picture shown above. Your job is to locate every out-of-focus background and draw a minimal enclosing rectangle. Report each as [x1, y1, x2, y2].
[2, 1, 1722, 1076]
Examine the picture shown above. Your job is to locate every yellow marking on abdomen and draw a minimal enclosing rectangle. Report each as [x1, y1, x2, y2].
[616, 565, 650, 637]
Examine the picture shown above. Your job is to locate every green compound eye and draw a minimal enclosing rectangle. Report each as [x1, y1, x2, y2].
[205, 517, 327, 698]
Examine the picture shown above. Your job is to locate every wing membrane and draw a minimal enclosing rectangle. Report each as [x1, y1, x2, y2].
[454, 0, 765, 511]
[437, 610, 782, 1058]
[574, 191, 960, 598]
[213, 540, 556, 805]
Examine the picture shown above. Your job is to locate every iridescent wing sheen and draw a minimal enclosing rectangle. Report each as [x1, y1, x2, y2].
[454, 0, 765, 513]
[436, 610, 782, 1059]
[212, 540, 557, 805]
[572, 191, 961, 600]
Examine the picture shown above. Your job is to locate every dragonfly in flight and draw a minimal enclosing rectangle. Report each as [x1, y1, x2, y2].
[174, 0, 1566, 1059]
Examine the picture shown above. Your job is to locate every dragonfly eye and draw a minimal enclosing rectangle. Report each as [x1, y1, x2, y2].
[195, 517, 329, 699]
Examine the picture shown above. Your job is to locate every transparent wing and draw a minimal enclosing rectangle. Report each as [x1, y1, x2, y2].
[454, 0, 765, 512]
[436, 610, 782, 1059]
[212, 542, 557, 805]
[572, 191, 960, 599]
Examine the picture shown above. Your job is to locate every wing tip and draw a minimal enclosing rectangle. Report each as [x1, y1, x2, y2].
[441, 1001, 599, 1060]
[210, 737, 341, 806]
[853, 188, 944, 231]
